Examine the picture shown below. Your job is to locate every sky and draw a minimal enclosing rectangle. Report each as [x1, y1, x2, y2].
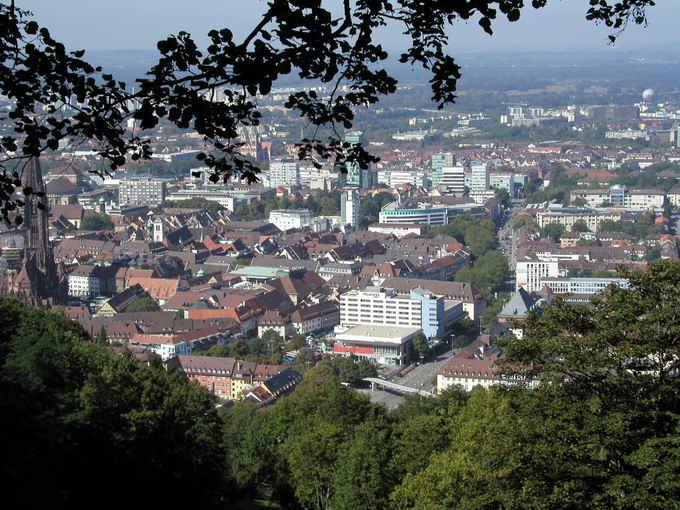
[18, 0, 680, 53]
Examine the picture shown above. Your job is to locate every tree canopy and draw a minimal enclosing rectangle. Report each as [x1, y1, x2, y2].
[3, 261, 680, 508]
[0, 1, 656, 222]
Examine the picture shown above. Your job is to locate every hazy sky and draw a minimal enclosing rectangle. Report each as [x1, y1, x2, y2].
[19, 0, 680, 53]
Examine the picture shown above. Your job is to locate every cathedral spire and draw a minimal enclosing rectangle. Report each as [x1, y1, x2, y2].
[17, 157, 63, 304]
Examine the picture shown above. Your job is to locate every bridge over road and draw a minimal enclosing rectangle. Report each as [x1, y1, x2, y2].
[363, 377, 434, 398]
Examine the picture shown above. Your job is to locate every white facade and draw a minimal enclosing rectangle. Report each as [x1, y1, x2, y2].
[150, 340, 191, 361]
[68, 273, 100, 297]
[437, 372, 498, 393]
[469, 163, 489, 193]
[515, 259, 559, 292]
[377, 170, 427, 187]
[118, 178, 166, 207]
[340, 287, 422, 329]
[268, 209, 312, 231]
[268, 160, 300, 188]
[536, 209, 623, 233]
[440, 165, 466, 193]
[571, 186, 666, 209]
[341, 189, 360, 228]
[540, 277, 629, 295]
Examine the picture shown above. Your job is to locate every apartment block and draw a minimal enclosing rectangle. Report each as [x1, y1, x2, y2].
[118, 178, 166, 207]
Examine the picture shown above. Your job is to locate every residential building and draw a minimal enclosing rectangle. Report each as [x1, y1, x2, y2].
[130, 333, 191, 361]
[95, 284, 150, 316]
[118, 178, 166, 207]
[257, 311, 293, 339]
[268, 209, 312, 231]
[437, 336, 507, 392]
[290, 301, 340, 335]
[244, 368, 303, 405]
[333, 324, 420, 365]
[267, 160, 300, 188]
[536, 207, 624, 232]
[171, 355, 236, 398]
[668, 188, 680, 208]
[68, 264, 99, 297]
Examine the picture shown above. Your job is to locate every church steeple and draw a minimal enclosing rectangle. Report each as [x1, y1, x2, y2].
[18, 157, 62, 304]
[23, 157, 51, 269]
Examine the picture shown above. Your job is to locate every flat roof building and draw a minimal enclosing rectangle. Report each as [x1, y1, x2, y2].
[333, 324, 420, 366]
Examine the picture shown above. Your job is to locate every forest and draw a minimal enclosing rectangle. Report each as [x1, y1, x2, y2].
[2, 261, 679, 509]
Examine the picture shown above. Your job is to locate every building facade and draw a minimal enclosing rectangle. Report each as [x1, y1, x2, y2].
[339, 286, 444, 338]
[268, 209, 312, 231]
[118, 178, 166, 207]
[333, 324, 420, 365]
[341, 189, 361, 228]
[268, 160, 300, 188]
[431, 152, 455, 187]
[515, 258, 560, 293]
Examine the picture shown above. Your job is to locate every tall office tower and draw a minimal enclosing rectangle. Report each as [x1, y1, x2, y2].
[341, 189, 361, 228]
[440, 164, 466, 194]
[268, 159, 300, 188]
[470, 162, 490, 192]
[431, 152, 455, 187]
[344, 131, 376, 189]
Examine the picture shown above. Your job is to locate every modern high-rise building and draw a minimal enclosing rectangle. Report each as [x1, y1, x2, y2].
[118, 178, 166, 207]
[341, 189, 360, 228]
[268, 160, 300, 188]
[339, 286, 445, 338]
[440, 165, 466, 194]
[344, 131, 376, 189]
[431, 152, 454, 187]
[470, 163, 490, 193]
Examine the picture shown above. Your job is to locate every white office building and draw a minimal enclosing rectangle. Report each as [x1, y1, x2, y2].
[515, 258, 560, 293]
[118, 178, 166, 207]
[440, 165, 466, 193]
[377, 169, 427, 188]
[540, 277, 629, 295]
[341, 189, 360, 228]
[570, 185, 665, 210]
[267, 160, 300, 188]
[269, 209, 312, 231]
[469, 163, 489, 193]
[339, 286, 446, 338]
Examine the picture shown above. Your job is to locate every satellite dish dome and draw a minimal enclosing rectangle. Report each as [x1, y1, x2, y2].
[642, 88, 655, 101]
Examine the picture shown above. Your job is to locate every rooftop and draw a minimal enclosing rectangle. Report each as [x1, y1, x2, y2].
[336, 324, 421, 344]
